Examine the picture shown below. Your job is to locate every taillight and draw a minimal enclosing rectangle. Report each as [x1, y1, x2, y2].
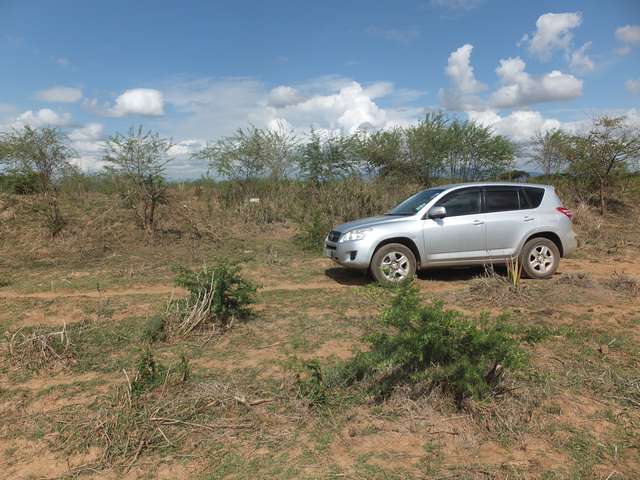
[556, 207, 573, 221]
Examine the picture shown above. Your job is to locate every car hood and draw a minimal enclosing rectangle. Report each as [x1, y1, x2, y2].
[334, 215, 412, 232]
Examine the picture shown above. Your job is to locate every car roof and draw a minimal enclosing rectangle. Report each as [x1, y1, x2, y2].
[435, 182, 552, 191]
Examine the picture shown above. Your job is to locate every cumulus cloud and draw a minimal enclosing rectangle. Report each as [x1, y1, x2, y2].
[439, 46, 582, 111]
[615, 25, 640, 55]
[626, 79, 640, 95]
[446, 44, 486, 94]
[615, 25, 640, 45]
[167, 139, 206, 157]
[67, 123, 106, 171]
[489, 56, 582, 109]
[35, 86, 83, 103]
[569, 42, 595, 74]
[439, 44, 487, 111]
[10, 108, 72, 128]
[468, 109, 563, 143]
[267, 86, 305, 108]
[521, 12, 582, 61]
[109, 88, 165, 117]
[163, 76, 420, 140]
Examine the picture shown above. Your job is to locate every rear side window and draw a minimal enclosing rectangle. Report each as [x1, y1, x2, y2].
[522, 187, 545, 209]
[435, 188, 481, 217]
[485, 188, 519, 213]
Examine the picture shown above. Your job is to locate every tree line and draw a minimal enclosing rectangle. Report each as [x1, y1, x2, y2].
[528, 116, 640, 213]
[1, 113, 639, 236]
[197, 113, 516, 185]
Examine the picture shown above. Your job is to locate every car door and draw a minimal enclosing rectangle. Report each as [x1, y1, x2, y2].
[484, 186, 528, 258]
[423, 187, 487, 263]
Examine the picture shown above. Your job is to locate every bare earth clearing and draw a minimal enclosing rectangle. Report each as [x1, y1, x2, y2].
[1, 208, 639, 479]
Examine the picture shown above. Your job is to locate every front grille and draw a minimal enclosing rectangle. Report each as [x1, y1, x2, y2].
[327, 230, 341, 242]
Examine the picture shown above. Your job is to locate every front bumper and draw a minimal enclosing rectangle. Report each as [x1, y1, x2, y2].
[324, 239, 372, 269]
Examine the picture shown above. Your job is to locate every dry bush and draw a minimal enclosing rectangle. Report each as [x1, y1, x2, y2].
[554, 271, 595, 289]
[602, 271, 639, 295]
[57, 356, 269, 473]
[466, 265, 532, 303]
[4, 323, 75, 371]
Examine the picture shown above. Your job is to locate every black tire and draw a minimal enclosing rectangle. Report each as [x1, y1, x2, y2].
[370, 243, 417, 286]
[520, 237, 560, 279]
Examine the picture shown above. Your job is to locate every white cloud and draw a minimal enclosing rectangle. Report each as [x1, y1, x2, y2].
[626, 79, 640, 95]
[55, 57, 70, 66]
[167, 139, 206, 157]
[523, 12, 582, 61]
[163, 76, 420, 140]
[35, 86, 83, 103]
[109, 88, 165, 117]
[615, 25, 640, 46]
[490, 56, 582, 109]
[446, 44, 486, 94]
[569, 42, 594, 74]
[11, 109, 72, 128]
[439, 44, 487, 111]
[469, 109, 563, 142]
[267, 86, 304, 108]
[67, 123, 106, 171]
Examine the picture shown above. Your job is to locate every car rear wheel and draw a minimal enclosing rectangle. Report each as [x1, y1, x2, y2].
[520, 237, 560, 279]
[370, 243, 416, 285]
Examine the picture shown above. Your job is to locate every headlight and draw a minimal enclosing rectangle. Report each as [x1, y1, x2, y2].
[340, 228, 372, 242]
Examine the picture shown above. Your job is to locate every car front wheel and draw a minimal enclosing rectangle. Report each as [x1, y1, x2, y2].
[370, 243, 417, 285]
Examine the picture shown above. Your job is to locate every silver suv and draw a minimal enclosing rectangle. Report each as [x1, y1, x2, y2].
[325, 182, 577, 284]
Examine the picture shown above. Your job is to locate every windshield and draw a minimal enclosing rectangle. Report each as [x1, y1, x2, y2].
[386, 188, 445, 216]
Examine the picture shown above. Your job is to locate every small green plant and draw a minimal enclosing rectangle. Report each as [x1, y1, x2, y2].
[294, 209, 333, 252]
[172, 263, 256, 334]
[295, 359, 328, 405]
[325, 282, 525, 404]
[140, 314, 167, 343]
[130, 348, 165, 397]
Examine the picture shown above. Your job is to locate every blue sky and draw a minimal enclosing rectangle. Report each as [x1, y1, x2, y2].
[1, 0, 639, 177]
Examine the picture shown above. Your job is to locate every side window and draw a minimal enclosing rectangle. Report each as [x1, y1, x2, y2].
[435, 188, 481, 217]
[485, 188, 519, 213]
[522, 187, 545, 208]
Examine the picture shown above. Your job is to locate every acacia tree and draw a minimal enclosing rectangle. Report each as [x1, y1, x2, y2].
[564, 116, 640, 213]
[195, 125, 297, 182]
[358, 128, 404, 178]
[103, 126, 172, 233]
[405, 113, 450, 184]
[528, 129, 568, 177]
[0, 126, 76, 235]
[297, 128, 360, 184]
[443, 120, 515, 181]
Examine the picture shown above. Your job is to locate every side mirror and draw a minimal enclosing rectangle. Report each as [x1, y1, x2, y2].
[428, 206, 447, 219]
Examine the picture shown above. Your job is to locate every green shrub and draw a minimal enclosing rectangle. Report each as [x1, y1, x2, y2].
[130, 348, 165, 397]
[0, 168, 41, 194]
[172, 263, 256, 333]
[302, 282, 526, 405]
[140, 314, 167, 343]
[294, 209, 333, 252]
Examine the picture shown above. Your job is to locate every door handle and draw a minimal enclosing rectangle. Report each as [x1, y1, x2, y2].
[524, 216, 535, 222]
[472, 219, 484, 225]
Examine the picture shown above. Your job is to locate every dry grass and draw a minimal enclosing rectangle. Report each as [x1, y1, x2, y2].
[4, 323, 75, 371]
[602, 271, 640, 295]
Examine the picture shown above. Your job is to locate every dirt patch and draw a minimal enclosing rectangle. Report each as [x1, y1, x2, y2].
[0, 438, 101, 479]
